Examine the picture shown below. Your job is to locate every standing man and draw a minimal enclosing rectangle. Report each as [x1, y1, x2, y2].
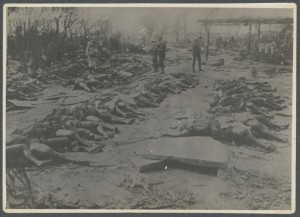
[192, 36, 204, 72]
[86, 39, 98, 74]
[150, 39, 158, 72]
[157, 36, 167, 74]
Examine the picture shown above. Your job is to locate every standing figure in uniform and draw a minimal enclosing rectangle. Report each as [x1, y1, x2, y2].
[86, 40, 98, 74]
[192, 36, 204, 72]
[150, 39, 158, 72]
[157, 36, 167, 74]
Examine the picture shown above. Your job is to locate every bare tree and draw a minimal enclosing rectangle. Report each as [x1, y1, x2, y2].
[62, 8, 79, 38]
[7, 7, 18, 17]
[78, 18, 90, 37]
[52, 8, 64, 36]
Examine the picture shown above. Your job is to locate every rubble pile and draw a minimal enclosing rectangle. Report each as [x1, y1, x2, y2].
[120, 175, 195, 209]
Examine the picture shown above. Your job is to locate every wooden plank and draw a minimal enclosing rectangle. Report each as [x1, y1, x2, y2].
[7, 100, 36, 108]
[44, 94, 81, 100]
[248, 23, 252, 54]
[137, 137, 228, 169]
[132, 157, 164, 173]
[58, 95, 89, 106]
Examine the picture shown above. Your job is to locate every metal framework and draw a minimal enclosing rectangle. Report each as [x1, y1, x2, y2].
[197, 18, 293, 25]
[198, 17, 293, 59]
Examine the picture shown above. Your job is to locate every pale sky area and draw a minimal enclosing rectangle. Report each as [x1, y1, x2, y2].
[83, 7, 293, 34]
[7, 7, 294, 37]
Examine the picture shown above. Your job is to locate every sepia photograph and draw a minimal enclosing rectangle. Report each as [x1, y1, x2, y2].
[3, 3, 296, 213]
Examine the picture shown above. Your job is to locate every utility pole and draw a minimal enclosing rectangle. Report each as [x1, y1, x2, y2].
[248, 23, 252, 54]
[184, 21, 187, 39]
[205, 21, 210, 61]
[257, 21, 261, 53]
[176, 20, 179, 42]
[236, 24, 239, 39]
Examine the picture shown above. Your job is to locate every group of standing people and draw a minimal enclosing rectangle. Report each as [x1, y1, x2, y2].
[150, 36, 167, 74]
[86, 34, 205, 75]
[150, 36, 204, 73]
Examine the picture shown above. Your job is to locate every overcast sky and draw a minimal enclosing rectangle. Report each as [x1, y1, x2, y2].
[7, 7, 293, 36]
[85, 7, 293, 21]
[82, 7, 293, 35]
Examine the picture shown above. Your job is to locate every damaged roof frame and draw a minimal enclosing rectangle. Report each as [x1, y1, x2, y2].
[197, 18, 293, 25]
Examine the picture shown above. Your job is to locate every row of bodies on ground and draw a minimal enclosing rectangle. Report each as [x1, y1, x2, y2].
[163, 77, 289, 152]
[6, 54, 152, 110]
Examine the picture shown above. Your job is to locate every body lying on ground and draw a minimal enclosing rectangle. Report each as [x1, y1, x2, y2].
[6, 138, 90, 167]
[151, 75, 198, 95]
[104, 95, 145, 118]
[162, 112, 289, 152]
[209, 78, 286, 117]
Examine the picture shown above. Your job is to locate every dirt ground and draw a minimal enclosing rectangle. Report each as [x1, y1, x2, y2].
[6, 48, 293, 210]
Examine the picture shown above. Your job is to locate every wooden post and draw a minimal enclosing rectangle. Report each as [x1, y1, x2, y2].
[204, 22, 207, 58]
[176, 21, 179, 42]
[200, 23, 202, 36]
[236, 24, 239, 39]
[205, 22, 210, 61]
[257, 22, 261, 53]
[248, 23, 252, 54]
[184, 21, 187, 39]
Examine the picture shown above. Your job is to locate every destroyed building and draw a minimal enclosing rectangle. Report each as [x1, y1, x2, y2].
[196, 18, 293, 63]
